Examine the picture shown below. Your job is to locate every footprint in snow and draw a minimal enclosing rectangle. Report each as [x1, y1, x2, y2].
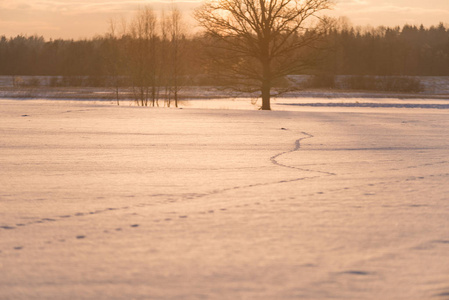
[340, 270, 372, 276]
[433, 240, 449, 244]
[433, 291, 449, 299]
[1, 226, 15, 230]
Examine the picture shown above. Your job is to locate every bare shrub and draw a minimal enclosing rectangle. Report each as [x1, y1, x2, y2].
[61, 76, 85, 87]
[376, 76, 423, 92]
[49, 77, 62, 87]
[306, 74, 336, 88]
[341, 76, 422, 92]
[24, 77, 41, 87]
[86, 76, 107, 87]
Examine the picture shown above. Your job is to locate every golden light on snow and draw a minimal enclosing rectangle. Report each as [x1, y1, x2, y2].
[1, 98, 449, 298]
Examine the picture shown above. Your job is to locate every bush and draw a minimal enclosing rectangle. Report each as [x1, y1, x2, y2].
[13, 76, 24, 87]
[306, 74, 336, 89]
[49, 77, 62, 87]
[377, 76, 423, 92]
[61, 76, 85, 87]
[272, 76, 291, 88]
[86, 76, 107, 87]
[342, 76, 423, 93]
[342, 75, 375, 90]
[24, 77, 41, 87]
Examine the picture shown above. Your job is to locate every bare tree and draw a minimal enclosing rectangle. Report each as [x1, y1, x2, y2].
[128, 6, 158, 106]
[195, 0, 333, 110]
[168, 7, 185, 108]
[106, 18, 125, 105]
[160, 7, 186, 108]
[160, 10, 171, 107]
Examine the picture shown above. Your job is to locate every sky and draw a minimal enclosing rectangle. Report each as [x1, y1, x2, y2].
[1, 0, 449, 39]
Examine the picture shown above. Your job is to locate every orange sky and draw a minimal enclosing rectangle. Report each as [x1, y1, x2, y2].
[1, 0, 448, 39]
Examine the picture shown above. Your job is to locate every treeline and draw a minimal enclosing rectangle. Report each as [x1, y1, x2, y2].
[317, 22, 449, 76]
[1, 19, 449, 86]
[0, 7, 201, 106]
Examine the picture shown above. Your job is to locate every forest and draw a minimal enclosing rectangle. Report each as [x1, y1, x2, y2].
[1, 23, 449, 79]
[1, 9, 448, 100]
[320, 22, 449, 76]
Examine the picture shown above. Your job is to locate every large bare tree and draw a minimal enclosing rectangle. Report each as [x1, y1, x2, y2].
[195, 0, 333, 110]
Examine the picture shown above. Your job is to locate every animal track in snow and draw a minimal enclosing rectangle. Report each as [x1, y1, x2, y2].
[337, 270, 374, 276]
[435, 292, 449, 298]
[0, 132, 334, 234]
[3, 128, 448, 255]
[3, 171, 447, 241]
[270, 132, 336, 176]
[0, 226, 15, 230]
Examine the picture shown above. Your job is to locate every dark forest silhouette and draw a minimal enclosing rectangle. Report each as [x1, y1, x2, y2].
[1, 22, 448, 93]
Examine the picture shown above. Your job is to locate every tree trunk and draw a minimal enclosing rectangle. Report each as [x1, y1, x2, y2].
[116, 85, 119, 106]
[261, 80, 271, 110]
[114, 76, 120, 106]
[174, 89, 178, 108]
[261, 60, 271, 110]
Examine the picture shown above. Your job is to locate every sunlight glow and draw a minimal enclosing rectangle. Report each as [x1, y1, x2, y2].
[0, 0, 448, 39]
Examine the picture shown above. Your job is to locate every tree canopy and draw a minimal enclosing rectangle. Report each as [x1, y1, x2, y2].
[195, 0, 333, 110]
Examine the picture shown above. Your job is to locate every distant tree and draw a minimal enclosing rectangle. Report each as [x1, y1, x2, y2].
[195, 0, 333, 110]
[159, 7, 186, 108]
[104, 18, 127, 105]
[168, 7, 186, 108]
[128, 6, 158, 106]
[160, 10, 171, 107]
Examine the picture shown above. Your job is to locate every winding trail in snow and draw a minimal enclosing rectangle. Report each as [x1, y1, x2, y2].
[270, 131, 336, 176]
[3, 129, 448, 235]
[4, 127, 449, 257]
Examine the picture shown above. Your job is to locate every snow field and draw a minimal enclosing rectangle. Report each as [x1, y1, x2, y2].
[0, 99, 449, 299]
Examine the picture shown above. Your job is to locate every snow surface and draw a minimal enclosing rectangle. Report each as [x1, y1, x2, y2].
[1, 99, 449, 299]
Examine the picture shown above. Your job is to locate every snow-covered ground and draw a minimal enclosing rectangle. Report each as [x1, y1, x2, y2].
[2, 82, 449, 102]
[1, 98, 449, 299]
